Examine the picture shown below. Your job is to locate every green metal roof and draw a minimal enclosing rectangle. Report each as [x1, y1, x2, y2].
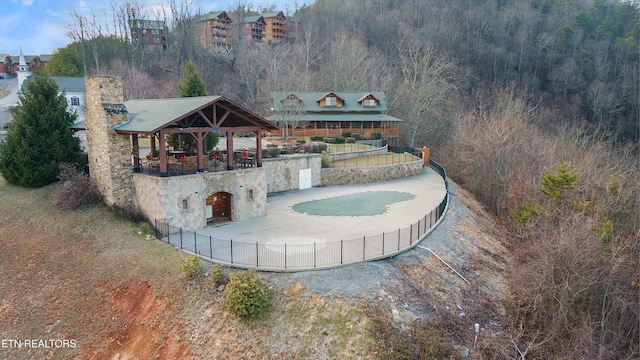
[270, 91, 390, 113]
[115, 96, 221, 133]
[261, 11, 285, 18]
[196, 11, 230, 22]
[267, 113, 402, 123]
[243, 15, 264, 24]
[72, 96, 279, 134]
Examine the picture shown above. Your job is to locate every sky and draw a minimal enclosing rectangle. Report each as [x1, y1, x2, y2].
[0, 0, 312, 56]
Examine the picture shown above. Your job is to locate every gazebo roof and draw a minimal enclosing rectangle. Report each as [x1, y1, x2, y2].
[104, 96, 278, 134]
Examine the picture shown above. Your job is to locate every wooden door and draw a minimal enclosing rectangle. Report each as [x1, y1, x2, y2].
[206, 192, 231, 223]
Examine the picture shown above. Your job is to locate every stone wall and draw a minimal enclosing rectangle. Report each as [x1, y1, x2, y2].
[84, 76, 133, 208]
[262, 154, 322, 193]
[133, 168, 268, 231]
[320, 159, 423, 186]
[328, 145, 388, 162]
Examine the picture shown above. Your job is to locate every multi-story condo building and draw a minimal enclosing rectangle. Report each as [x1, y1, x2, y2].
[242, 15, 266, 42]
[128, 19, 168, 51]
[261, 11, 287, 44]
[196, 11, 232, 52]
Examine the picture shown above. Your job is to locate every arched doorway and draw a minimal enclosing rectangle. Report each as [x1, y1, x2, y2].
[206, 192, 232, 224]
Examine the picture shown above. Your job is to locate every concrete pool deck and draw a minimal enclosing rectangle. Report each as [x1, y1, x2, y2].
[197, 166, 447, 246]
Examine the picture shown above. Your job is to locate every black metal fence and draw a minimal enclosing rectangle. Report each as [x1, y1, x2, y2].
[154, 160, 449, 271]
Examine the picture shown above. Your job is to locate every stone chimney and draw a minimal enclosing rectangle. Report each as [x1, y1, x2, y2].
[84, 76, 133, 209]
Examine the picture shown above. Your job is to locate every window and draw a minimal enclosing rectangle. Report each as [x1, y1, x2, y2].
[363, 99, 376, 107]
[325, 96, 336, 106]
[285, 98, 298, 107]
[70, 97, 80, 106]
[182, 199, 188, 210]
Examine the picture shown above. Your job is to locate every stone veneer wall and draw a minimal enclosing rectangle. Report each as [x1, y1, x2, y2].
[328, 145, 388, 162]
[133, 168, 267, 231]
[84, 76, 133, 208]
[320, 159, 423, 186]
[262, 154, 322, 193]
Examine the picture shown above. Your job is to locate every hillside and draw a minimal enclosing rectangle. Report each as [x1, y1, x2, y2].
[0, 175, 511, 359]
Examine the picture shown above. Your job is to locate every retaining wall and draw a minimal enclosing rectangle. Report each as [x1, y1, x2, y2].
[320, 158, 423, 186]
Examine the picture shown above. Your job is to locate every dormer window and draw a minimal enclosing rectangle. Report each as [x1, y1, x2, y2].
[325, 96, 336, 106]
[283, 94, 301, 108]
[363, 99, 376, 107]
[70, 97, 80, 106]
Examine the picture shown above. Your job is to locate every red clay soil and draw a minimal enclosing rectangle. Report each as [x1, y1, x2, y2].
[80, 282, 190, 359]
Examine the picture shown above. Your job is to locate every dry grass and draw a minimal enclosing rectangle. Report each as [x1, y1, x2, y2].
[0, 176, 377, 359]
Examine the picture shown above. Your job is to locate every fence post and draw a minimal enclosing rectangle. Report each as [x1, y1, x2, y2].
[194, 231, 197, 255]
[363, 236, 366, 259]
[209, 235, 212, 259]
[340, 239, 343, 264]
[154, 219, 157, 239]
[284, 243, 287, 269]
[382, 232, 385, 255]
[256, 241, 259, 268]
[180, 227, 183, 249]
[230, 239, 233, 264]
[166, 222, 170, 243]
[410, 226, 413, 245]
[424, 214, 427, 234]
[314, 242, 316, 268]
[397, 228, 400, 250]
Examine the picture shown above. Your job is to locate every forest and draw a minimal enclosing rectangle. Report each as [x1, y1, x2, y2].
[48, 0, 639, 358]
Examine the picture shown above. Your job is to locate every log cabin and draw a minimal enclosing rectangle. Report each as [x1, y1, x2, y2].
[268, 91, 402, 147]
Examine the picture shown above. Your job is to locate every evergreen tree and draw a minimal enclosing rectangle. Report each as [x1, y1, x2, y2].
[178, 60, 207, 98]
[170, 61, 218, 151]
[45, 43, 84, 77]
[0, 72, 82, 187]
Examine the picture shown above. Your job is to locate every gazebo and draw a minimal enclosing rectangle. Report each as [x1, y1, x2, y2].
[114, 96, 279, 176]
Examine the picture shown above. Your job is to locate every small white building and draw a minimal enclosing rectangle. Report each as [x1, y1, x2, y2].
[50, 76, 86, 125]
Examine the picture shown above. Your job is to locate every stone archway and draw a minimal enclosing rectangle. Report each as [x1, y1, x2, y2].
[206, 192, 232, 224]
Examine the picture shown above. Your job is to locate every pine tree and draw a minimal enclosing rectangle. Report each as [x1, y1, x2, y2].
[171, 61, 218, 150]
[178, 60, 207, 98]
[0, 72, 81, 187]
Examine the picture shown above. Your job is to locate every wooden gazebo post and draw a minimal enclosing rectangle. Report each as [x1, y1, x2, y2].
[159, 130, 168, 177]
[255, 130, 263, 167]
[225, 130, 234, 170]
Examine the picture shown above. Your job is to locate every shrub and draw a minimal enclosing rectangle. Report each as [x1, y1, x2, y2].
[53, 163, 102, 210]
[335, 136, 346, 144]
[225, 270, 272, 318]
[342, 132, 352, 138]
[346, 137, 356, 143]
[310, 136, 324, 141]
[296, 138, 306, 144]
[321, 154, 331, 168]
[182, 254, 204, 278]
[323, 137, 336, 144]
[352, 133, 362, 140]
[209, 264, 226, 285]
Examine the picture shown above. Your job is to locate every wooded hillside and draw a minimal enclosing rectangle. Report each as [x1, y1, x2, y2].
[53, 0, 639, 358]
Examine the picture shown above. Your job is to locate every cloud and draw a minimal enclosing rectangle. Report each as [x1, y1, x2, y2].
[22, 0, 35, 5]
